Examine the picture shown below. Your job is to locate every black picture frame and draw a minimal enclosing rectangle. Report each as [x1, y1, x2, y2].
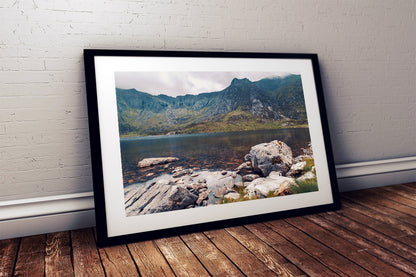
[84, 49, 340, 247]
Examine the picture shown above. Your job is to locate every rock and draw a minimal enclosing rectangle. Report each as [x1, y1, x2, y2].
[138, 157, 179, 168]
[303, 143, 313, 155]
[235, 161, 252, 171]
[298, 171, 316, 181]
[221, 170, 228, 175]
[293, 155, 313, 164]
[224, 179, 235, 190]
[224, 192, 241, 201]
[168, 187, 199, 209]
[125, 180, 198, 215]
[268, 171, 283, 178]
[214, 186, 228, 198]
[242, 174, 260, 182]
[274, 180, 295, 196]
[175, 178, 185, 184]
[191, 183, 207, 191]
[245, 175, 296, 198]
[287, 161, 306, 177]
[243, 182, 252, 187]
[196, 190, 210, 206]
[172, 166, 183, 173]
[245, 140, 293, 177]
[173, 168, 193, 178]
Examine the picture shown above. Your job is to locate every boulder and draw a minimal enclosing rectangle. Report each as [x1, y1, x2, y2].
[214, 186, 228, 198]
[173, 168, 193, 178]
[287, 161, 306, 178]
[224, 192, 241, 201]
[245, 175, 296, 198]
[244, 140, 293, 177]
[137, 157, 179, 168]
[196, 190, 210, 206]
[235, 161, 252, 171]
[298, 171, 316, 181]
[242, 174, 260, 182]
[191, 183, 207, 191]
[274, 180, 295, 196]
[125, 180, 198, 215]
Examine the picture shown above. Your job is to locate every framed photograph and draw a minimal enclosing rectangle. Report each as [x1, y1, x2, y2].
[84, 49, 340, 246]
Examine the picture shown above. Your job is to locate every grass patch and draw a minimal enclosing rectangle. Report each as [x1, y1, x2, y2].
[266, 190, 276, 198]
[303, 158, 315, 173]
[290, 178, 318, 194]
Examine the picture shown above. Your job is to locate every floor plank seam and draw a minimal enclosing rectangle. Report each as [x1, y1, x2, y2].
[314, 213, 416, 276]
[11, 237, 21, 277]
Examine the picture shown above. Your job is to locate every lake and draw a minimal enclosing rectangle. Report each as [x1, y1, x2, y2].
[120, 128, 311, 187]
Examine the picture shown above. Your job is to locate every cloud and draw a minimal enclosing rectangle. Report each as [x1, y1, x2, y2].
[115, 71, 290, 97]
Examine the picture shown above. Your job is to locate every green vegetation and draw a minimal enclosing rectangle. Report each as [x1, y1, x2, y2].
[290, 178, 319, 194]
[116, 74, 308, 137]
[303, 158, 315, 173]
[181, 119, 308, 135]
[266, 190, 276, 198]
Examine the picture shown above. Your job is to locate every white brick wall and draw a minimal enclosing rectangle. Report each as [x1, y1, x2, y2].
[1, 0, 415, 201]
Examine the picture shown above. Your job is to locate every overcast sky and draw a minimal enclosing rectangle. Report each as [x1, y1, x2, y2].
[114, 72, 291, 97]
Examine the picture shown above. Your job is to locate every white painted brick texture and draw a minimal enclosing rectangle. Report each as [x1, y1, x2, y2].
[0, 0, 415, 200]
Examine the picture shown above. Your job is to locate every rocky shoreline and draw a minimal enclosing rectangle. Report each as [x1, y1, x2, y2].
[124, 140, 317, 216]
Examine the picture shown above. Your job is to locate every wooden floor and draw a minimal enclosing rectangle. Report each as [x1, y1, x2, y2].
[1, 183, 416, 276]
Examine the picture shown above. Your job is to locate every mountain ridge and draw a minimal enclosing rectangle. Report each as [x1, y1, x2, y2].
[116, 75, 307, 136]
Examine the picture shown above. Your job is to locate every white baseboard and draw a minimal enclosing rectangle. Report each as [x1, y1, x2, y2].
[0, 156, 415, 240]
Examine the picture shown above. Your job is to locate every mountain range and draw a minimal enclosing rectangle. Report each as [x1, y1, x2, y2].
[116, 74, 307, 136]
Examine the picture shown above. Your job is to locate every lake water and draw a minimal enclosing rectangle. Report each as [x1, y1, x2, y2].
[120, 128, 311, 187]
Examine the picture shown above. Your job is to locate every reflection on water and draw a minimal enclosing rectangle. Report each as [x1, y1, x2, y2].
[120, 128, 311, 187]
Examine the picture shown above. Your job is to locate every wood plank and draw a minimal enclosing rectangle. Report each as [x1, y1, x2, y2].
[204, 228, 277, 276]
[338, 207, 416, 246]
[320, 211, 416, 263]
[383, 184, 416, 199]
[376, 186, 416, 207]
[0, 238, 19, 277]
[45, 232, 74, 277]
[345, 190, 416, 218]
[342, 198, 416, 236]
[342, 194, 416, 226]
[71, 228, 105, 276]
[265, 219, 373, 276]
[154, 236, 210, 277]
[306, 214, 416, 276]
[285, 216, 411, 277]
[225, 226, 305, 276]
[180, 232, 244, 277]
[13, 234, 46, 277]
[98, 244, 139, 277]
[128, 240, 175, 277]
[244, 223, 338, 276]
[396, 183, 416, 194]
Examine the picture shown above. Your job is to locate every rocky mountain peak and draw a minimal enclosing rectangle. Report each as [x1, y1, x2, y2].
[230, 77, 251, 86]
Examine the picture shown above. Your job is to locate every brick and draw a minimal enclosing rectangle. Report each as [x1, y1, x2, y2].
[0, 0, 415, 201]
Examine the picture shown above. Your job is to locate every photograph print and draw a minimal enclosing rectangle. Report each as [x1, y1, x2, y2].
[116, 71, 318, 217]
